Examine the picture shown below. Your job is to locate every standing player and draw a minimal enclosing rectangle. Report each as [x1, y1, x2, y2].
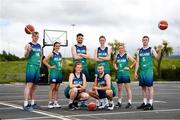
[89, 64, 116, 110]
[95, 35, 111, 75]
[64, 62, 89, 110]
[135, 36, 161, 110]
[23, 32, 41, 111]
[113, 43, 136, 108]
[43, 42, 62, 109]
[71, 33, 90, 81]
[71, 33, 90, 107]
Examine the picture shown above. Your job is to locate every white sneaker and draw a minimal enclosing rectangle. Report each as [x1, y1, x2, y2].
[53, 102, 61, 108]
[98, 98, 109, 109]
[48, 102, 54, 109]
[107, 102, 114, 110]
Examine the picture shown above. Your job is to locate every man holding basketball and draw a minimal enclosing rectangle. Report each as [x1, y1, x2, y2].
[23, 32, 41, 111]
[135, 36, 161, 110]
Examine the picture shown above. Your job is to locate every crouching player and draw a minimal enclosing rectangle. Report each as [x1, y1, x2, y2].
[89, 64, 116, 110]
[64, 62, 89, 110]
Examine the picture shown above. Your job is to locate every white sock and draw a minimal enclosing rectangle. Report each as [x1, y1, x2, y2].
[54, 101, 58, 104]
[31, 100, 35, 105]
[143, 98, 147, 105]
[109, 100, 114, 104]
[49, 101, 52, 104]
[104, 98, 108, 103]
[69, 99, 73, 104]
[118, 98, 122, 103]
[24, 100, 28, 107]
[149, 99, 153, 105]
[128, 99, 132, 104]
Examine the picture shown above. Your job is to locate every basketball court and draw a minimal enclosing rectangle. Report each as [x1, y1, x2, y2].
[0, 82, 180, 120]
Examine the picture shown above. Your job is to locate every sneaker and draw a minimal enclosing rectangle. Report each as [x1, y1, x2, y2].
[144, 103, 154, 110]
[69, 103, 75, 110]
[53, 102, 61, 108]
[73, 101, 79, 109]
[31, 103, 40, 109]
[115, 102, 122, 108]
[137, 103, 145, 109]
[98, 99, 109, 109]
[96, 100, 100, 107]
[125, 103, 132, 109]
[80, 101, 87, 107]
[107, 103, 114, 110]
[48, 102, 54, 109]
[23, 104, 33, 112]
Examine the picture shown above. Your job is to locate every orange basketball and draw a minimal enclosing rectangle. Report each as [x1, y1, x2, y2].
[158, 20, 168, 30]
[25, 24, 35, 34]
[87, 101, 96, 111]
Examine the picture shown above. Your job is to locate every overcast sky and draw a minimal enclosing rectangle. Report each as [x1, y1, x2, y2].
[0, 0, 180, 58]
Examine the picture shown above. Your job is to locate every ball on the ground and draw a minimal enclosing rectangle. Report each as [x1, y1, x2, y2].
[158, 20, 168, 30]
[87, 101, 96, 111]
[25, 24, 35, 34]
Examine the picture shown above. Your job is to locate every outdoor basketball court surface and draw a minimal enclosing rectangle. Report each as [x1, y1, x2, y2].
[0, 82, 180, 120]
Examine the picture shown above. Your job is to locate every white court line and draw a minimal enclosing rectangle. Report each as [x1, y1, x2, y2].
[0, 102, 74, 120]
[67, 109, 180, 117]
[5, 116, 51, 120]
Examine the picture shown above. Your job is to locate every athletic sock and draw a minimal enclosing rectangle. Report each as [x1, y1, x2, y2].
[118, 98, 122, 103]
[31, 99, 35, 105]
[69, 99, 73, 104]
[24, 100, 28, 107]
[149, 99, 153, 105]
[143, 98, 147, 105]
[128, 99, 132, 104]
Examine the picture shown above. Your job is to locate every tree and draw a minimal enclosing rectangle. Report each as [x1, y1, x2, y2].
[155, 40, 173, 78]
[108, 40, 122, 60]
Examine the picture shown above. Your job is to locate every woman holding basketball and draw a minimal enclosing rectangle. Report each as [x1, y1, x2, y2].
[113, 43, 136, 108]
[64, 62, 89, 110]
[43, 42, 63, 109]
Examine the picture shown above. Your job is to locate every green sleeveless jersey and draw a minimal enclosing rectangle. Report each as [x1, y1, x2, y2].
[116, 53, 130, 76]
[49, 52, 62, 71]
[139, 47, 153, 71]
[27, 42, 41, 66]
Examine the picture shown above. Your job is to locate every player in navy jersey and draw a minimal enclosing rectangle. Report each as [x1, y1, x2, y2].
[64, 62, 89, 110]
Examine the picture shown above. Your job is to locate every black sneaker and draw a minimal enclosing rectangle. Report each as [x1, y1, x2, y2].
[73, 101, 79, 109]
[125, 103, 132, 109]
[23, 104, 33, 112]
[144, 103, 154, 110]
[68, 103, 75, 110]
[31, 103, 40, 109]
[137, 103, 145, 109]
[115, 102, 122, 108]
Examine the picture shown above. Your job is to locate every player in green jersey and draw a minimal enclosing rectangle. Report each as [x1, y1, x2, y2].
[23, 32, 41, 111]
[43, 42, 62, 109]
[135, 36, 161, 110]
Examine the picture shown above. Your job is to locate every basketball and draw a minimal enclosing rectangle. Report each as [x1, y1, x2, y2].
[158, 20, 168, 30]
[87, 101, 96, 111]
[25, 24, 35, 34]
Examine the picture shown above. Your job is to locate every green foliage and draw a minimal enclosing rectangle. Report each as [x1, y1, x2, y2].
[0, 58, 180, 83]
[0, 50, 20, 61]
